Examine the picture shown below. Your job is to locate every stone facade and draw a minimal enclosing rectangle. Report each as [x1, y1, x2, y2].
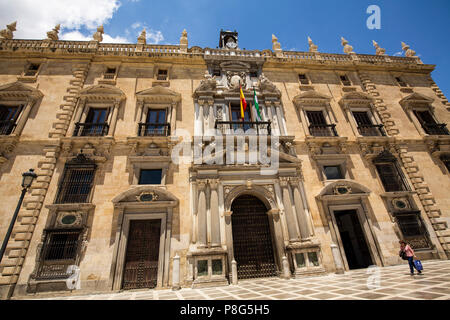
[0, 26, 449, 299]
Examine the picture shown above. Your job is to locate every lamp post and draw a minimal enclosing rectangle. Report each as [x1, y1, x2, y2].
[0, 168, 37, 265]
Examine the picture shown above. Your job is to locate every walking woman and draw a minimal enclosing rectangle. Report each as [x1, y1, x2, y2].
[399, 240, 422, 275]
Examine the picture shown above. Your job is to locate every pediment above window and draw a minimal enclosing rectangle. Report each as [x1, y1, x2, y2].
[317, 180, 371, 200]
[79, 84, 126, 102]
[293, 90, 331, 106]
[112, 186, 179, 208]
[0, 81, 43, 101]
[399, 92, 434, 111]
[136, 86, 181, 104]
[338, 91, 374, 109]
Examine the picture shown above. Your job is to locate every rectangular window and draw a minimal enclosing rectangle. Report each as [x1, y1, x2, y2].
[230, 102, 252, 131]
[307, 252, 319, 267]
[197, 260, 208, 277]
[25, 63, 40, 77]
[44, 231, 80, 261]
[352, 111, 383, 136]
[298, 74, 309, 85]
[138, 169, 162, 185]
[157, 69, 168, 81]
[141, 109, 167, 136]
[306, 110, 337, 136]
[413, 110, 449, 135]
[295, 253, 306, 268]
[323, 165, 343, 180]
[104, 67, 116, 79]
[56, 166, 96, 203]
[78, 108, 109, 136]
[0, 105, 22, 135]
[441, 155, 450, 172]
[395, 76, 407, 87]
[213, 69, 221, 77]
[375, 163, 407, 192]
[340, 75, 351, 86]
[212, 259, 222, 275]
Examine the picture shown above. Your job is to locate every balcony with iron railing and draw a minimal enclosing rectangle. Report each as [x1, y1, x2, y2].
[214, 120, 271, 135]
[422, 123, 450, 135]
[0, 120, 16, 135]
[309, 124, 338, 137]
[357, 124, 386, 137]
[73, 122, 109, 137]
[138, 123, 171, 136]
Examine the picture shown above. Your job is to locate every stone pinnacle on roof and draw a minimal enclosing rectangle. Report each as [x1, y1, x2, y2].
[0, 21, 17, 40]
[46, 24, 61, 41]
[341, 37, 355, 54]
[401, 42, 417, 57]
[137, 28, 146, 45]
[372, 40, 386, 56]
[308, 36, 318, 53]
[180, 29, 188, 52]
[92, 25, 104, 42]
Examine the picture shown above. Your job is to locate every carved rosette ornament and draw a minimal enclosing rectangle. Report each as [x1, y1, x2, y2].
[333, 185, 352, 195]
[136, 191, 159, 202]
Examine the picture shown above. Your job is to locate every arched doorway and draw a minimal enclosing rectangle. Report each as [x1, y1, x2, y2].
[231, 194, 277, 279]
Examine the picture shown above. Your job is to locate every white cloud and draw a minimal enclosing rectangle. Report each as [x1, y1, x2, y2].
[130, 21, 164, 44]
[0, 0, 121, 39]
[60, 30, 128, 43]
[393, 51, 403, 56]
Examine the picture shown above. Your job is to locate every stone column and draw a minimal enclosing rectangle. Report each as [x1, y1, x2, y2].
[171, 102, 177, 134]
[197, 180, 207, 247]
[209, 179, 221, 247]
[107, 100, 121, 137]
[208, 102, 215, 135]
[275, 102, 287, 136]
[136, 100, 144, 135]
[194, 102, 203, 136]
[279, 177, 300, 242]
[289, 178, 312, 240]
[67, 97, 86, 136]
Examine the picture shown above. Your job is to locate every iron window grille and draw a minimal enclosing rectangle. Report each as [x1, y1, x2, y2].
[413, 110, 449, 135]
[395, 211, 431, 249]
[373, 150, 410, 192]
[352, 111, 386, 136]
[36, 229, 82, 279]
[306, 111, 338, 137]
[55, 154, 96, 204]
[157, 69, 168, 81]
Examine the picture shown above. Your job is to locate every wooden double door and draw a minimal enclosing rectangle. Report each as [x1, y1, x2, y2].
[122, 219, 161, 290]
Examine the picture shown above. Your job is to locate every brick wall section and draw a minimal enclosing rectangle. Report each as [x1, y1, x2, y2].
[0, 62, 91, 289]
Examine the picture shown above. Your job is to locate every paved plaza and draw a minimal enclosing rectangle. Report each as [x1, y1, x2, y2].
[21, 260, 450, 300]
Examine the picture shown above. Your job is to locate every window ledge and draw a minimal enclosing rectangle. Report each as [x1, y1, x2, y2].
[17, 75, 37, 83]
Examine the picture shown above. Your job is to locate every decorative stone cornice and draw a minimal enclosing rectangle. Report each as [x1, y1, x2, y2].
[136, 85, 181, 104]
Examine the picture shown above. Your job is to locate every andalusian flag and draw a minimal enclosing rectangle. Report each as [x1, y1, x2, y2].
[253, 88, 262, 121]
[239, 84, 247, 119]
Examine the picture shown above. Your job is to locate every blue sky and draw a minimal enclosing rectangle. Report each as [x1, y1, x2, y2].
[1, 0, 449, 95]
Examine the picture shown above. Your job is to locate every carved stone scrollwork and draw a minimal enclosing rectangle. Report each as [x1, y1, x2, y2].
[226, 71, 247, 89]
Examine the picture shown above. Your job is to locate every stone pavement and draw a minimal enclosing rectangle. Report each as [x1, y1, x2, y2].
[24, 260, 450, 300]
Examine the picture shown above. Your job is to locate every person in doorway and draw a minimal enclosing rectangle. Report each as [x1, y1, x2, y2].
[399, 240, 422, 275]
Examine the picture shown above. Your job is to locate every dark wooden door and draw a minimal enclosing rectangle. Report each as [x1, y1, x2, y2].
[231, 195, 277, 279]
[335, 210, 373, 269]
[122, 219, 161, 290]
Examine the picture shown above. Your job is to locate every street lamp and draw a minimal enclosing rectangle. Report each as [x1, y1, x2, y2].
[0, 169, 37, 265]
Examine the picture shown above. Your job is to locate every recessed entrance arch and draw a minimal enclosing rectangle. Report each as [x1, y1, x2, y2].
[231, 194, 278, 279]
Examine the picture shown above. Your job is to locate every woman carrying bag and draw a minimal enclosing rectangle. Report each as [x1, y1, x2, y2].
[399, 240, 423, 275]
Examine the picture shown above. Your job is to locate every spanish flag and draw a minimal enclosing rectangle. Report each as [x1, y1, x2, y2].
[239, 84, 247, 119]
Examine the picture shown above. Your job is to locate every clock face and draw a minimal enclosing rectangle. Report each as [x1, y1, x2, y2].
[226, 38, 237, 48]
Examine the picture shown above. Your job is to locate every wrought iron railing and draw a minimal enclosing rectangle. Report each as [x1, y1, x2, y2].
[395, 211, 432, 250]
[36, 230, 81, 279]
[73, 122, 109, 137]
[357, 124, 386, 137]
[422, 123, 449, 135]
[214, 120, 271, 135]
[0, 120, 16, 135]
[309, 124, 338, 137]
[138, 122, 170, 136]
